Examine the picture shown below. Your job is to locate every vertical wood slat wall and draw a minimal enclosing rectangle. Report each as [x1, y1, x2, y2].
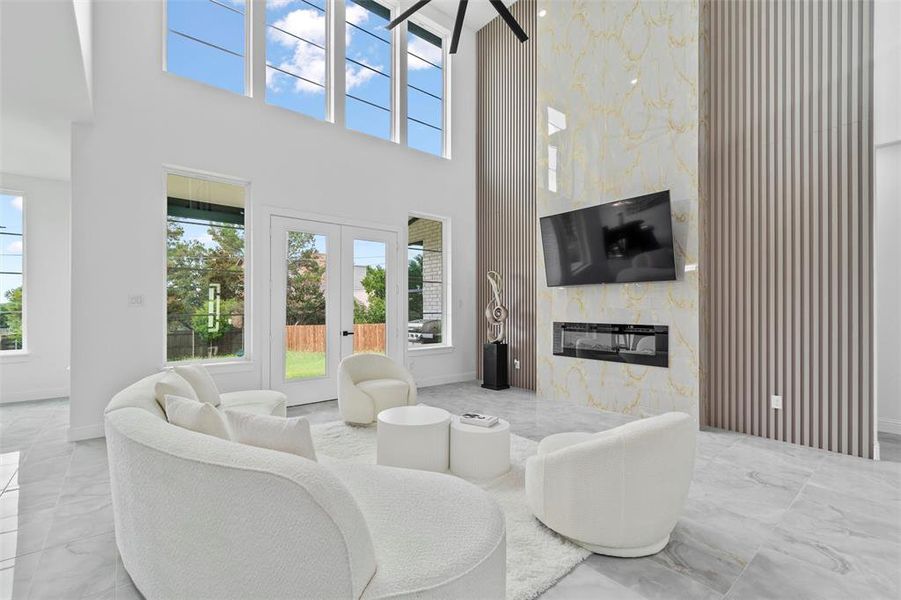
[476, 0, 537, 390]
[703, 0, 874, 457]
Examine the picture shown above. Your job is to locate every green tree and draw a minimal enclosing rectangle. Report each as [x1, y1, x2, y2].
[354, 265, 386, 324]
[285, 232, 326, 325]
[408, 253, 423, 321]
[0, 286, 23, 349]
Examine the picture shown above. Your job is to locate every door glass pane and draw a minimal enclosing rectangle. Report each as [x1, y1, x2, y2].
[353, 239, 386, 354]
[285, 232, 327, 380]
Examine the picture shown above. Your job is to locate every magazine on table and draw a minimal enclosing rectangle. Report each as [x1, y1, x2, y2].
[460, 412, 498, 428]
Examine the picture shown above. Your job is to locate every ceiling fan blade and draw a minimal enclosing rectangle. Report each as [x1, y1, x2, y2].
[387, 0, 433, 30]
[488, 0, 528, 43]
[449, 0, 469, 54]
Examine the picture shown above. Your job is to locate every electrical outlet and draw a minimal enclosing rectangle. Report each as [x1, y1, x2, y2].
[771, 394, 783, 410]
[128, 294, 144, 307]
[513, 358, 521, 370]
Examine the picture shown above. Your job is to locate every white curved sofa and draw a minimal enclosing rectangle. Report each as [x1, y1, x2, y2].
[525, 412, 695, 557]
[105, 373, 506, 599]
[338, 354, 417, 424]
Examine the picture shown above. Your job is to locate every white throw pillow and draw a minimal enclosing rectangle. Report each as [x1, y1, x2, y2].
[153, 371, 198, 413]
[165, 395, 231, 441]
[225, 411, 317, 462]
[174, 365, 221, 407]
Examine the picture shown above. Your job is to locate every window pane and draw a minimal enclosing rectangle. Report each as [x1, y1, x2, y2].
[167, 0, 246, 94]
[166, 174, 246, 362]
[408, 217, 444, 348]
[353, 239, 387, 354]
[285, 232, 327, 380]
[0, 195, 24, 235]
[265, 0, 327, 119]
[0, 274, 23, 351]
[0, 194, 24, 352]
[346, 0, 392, 140]
[407, 22, 443, 156]
[408, 119, 442, 156]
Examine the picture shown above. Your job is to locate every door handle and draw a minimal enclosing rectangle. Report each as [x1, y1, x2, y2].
[342, 330, 354, 336]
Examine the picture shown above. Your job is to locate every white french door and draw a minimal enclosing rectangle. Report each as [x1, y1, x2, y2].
[269, 216, 399, 405]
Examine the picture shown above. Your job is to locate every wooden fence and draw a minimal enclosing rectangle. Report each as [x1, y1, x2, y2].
[285, 324, 385, 354]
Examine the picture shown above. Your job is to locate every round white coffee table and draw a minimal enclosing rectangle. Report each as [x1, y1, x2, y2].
[450, 417, 511, 480]
[377, 405, 451, 472]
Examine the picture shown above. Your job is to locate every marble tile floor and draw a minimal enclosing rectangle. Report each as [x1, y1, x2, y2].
[1, 383, 899, 599]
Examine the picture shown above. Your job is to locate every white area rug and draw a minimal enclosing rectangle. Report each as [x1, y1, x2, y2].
[310, 421, 590, 600]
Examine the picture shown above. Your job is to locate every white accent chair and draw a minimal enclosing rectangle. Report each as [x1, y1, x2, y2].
[525, 412, 695, 557]
[105, 373, 506, 600]
[338, 354, 417, 424]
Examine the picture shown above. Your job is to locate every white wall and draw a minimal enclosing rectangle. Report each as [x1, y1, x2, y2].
[875, 0, 901, 435]
[69, 1, 478, 440]
[0, 172, 71, 403]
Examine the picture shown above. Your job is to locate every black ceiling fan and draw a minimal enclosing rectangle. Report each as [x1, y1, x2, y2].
[387, 0, 529, 54]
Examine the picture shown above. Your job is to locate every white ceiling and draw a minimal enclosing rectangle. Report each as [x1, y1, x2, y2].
[0, 0, 92, 181]
[423, 0, 516, 31]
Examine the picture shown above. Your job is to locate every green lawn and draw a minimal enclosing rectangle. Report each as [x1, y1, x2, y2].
[285, 351, 326, 380]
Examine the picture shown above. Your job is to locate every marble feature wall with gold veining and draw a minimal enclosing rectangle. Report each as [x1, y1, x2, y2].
[536, 0, 701, 422]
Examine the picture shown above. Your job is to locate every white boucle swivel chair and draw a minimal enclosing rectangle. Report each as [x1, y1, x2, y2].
[105, 373, 506, 600]
[338, 354, 417, 424]
[525, 412, 695, 557]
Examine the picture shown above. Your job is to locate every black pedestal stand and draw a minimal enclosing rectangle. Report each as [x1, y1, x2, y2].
[481, 342, 510, 390]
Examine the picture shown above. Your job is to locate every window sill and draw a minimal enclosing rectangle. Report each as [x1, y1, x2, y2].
[164, 359, 256, 374]
[0, 351, 31, 364]
[407, 345, 454, 356]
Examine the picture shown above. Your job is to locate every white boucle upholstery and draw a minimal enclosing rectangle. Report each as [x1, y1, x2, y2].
[525, 413, 695, 558]
[338, 354, 417, 424]
[106, 373, 506, 599]
[330, 463, 506, 599]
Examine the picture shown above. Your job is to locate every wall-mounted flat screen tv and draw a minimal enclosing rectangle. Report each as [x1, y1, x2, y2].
[540, 190, 677, 286]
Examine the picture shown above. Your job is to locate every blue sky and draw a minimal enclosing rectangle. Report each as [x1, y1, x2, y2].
[167, 0, 443, 156]
[0, 194, 24, 300]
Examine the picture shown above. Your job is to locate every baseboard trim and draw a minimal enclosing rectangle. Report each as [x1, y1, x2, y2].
[67, 423, 105, 442]
[878, 417, 901, 436]
[0, 387, 69, 404]
[417, 371, 477, 388]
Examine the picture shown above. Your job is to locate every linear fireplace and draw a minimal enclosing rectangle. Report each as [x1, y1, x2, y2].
[552, 322, 669, 368]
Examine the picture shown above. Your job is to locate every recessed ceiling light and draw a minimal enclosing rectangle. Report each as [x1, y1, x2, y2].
[538, 9, 547, 17]
[630, 78, 639, 85]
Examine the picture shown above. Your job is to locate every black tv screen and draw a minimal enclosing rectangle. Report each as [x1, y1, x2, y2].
[540, 191, 677, 286]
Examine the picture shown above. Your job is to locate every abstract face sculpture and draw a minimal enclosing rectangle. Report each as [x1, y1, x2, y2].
[484, 271, 509, 343]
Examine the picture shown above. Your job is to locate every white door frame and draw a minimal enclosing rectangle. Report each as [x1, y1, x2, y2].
[262, 206, 404, 406]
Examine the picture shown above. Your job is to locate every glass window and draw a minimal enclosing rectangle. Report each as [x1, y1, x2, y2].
[166, 174, 247, 363]
[166, 0, 247, 94]
[284, 232, 328, 379]
[353, 239, 387, 354]
[266, 0, 328, 120]
[408, 216, 445, 347]
[406, 22, 444, 156]
[0, 193, 24, 351]
[345, 0, 392, 140]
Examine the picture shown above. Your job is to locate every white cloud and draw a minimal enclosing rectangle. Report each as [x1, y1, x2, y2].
[10, 196, 23, 211]
[269, 8, 327, 94]
[267, 5, 381, 95]
[408, 36, 442, 70]
[7, 240, 22, 254]
[345, 3, 370, 27]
